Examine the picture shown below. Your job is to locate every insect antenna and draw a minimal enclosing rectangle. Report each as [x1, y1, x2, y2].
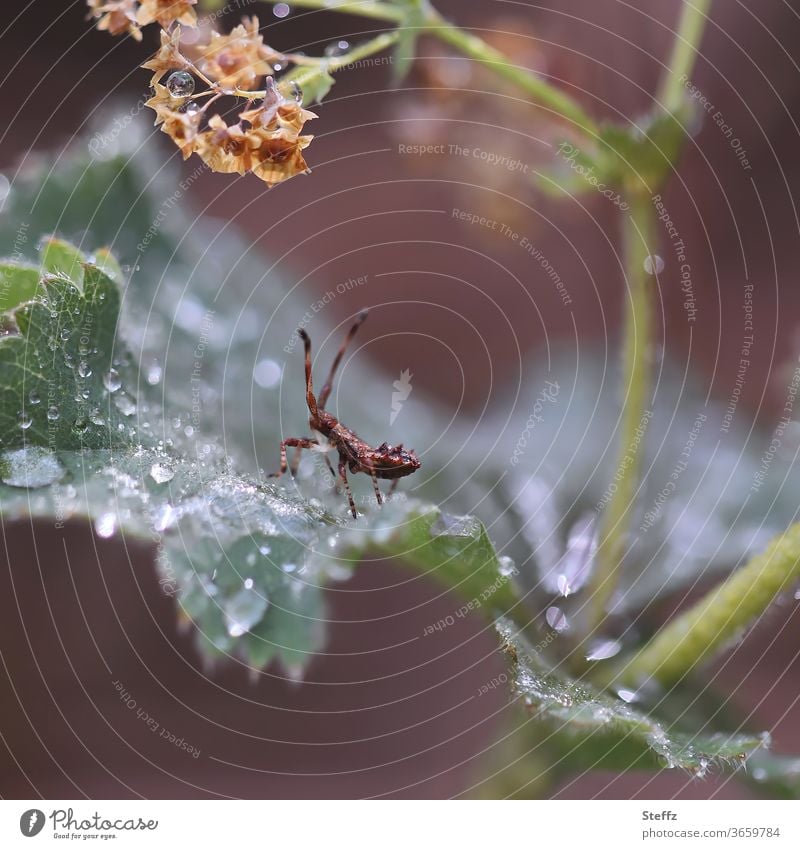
[318, 309, 369, 409]
[297, 328, 319, 418]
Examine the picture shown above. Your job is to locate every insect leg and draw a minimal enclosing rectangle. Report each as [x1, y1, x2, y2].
[323, 455, 340, 491]
[338, 460, 358, 519]
[388, 479, 400, 498]
[269, 438, 316, 478]
[369, 471, 384, 506]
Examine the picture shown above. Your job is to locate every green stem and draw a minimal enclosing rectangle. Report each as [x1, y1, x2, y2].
[424, 9, 598, 139]
[261, 0, 405, 23]
[325, 30, 400, 70]
[584, 2, 713, 633]
[612, 522, 800, 685]
[263, 0, 599, 141]
[586, 192, 656, 631]
[658, 0, 713, 115]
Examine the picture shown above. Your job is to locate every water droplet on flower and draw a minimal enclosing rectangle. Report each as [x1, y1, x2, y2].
[179, 100, 200, 115]
[77, 361, 92, 378]
[166, 70, 195, 98]
[644, 254, 664, 275]
[273, 2, 291, 18]
[545, 606, 569, 633]
[253, 358, 281, 389]
[46, 405, 60, 421]
[149, 462, 175, 484]
[17, 411, 32, 430]
[324, 39, 350, 58]
[103, 369, 121, 392]
[94, 512, 118, 539]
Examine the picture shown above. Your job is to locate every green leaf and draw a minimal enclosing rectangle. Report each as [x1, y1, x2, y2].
[40, 236, 86, 286]
[0, 262, 39, 313]
[279, 66, 335, 106]
[0, 263, 133, 450]
[497, 619, 767, 775]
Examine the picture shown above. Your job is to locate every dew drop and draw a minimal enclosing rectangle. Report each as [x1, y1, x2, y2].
[0, 447, 65, 488]
[60, 328, 71, 341]
[179, 100, 200, 115]
[586, 638, 622, 662]
[28, 390, 41, 405]
[282, 562, 297, 573]
[114, 393, 136, 416]
[146, 360, 163, 386]
[253, 358, 281, 389]
[324, 39, 350, 58]
[273, 2, 291, 18]
[46, 405, 60, 422]
[103, 369, 121, 392]
[89, 408, 105, 426]
[166, 70, 195, 98]
[644, 254, 665, 275]
[545, 605, 569, 633]
[77, 361, 92, 379]
[244, 578, 254, 590]
[94, 512, 118, 539]
[17, 411, 32, 430]
[616, 687, 639, 704]
[149, 462, 175, 484]
[279, 80, 303, 104]
[224, 587, 268, 638]
[497, 555, 516, 577]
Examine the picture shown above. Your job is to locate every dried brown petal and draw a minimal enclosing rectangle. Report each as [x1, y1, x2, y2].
[190, 16, 281, 91]
[136, 0, 197, 29]
[141, 25, 186, 85]
[88, 0, 142, 41]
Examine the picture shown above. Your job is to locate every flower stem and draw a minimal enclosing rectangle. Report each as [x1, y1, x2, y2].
[261, 0, 405, 23]
[586, 192, 657, 631]
[424, 9, 598, 140]
[658, 0, 713, 115]
[612, 522, 800, 685]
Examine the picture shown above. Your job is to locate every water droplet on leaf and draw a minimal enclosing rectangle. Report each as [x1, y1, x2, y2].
[103, 369, 121, 392]
[149, 462, 175, 484]
[1, 447, 65, 488]
[94, 512, 118, 538]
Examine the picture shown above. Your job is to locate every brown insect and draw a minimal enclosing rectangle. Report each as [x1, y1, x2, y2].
[270, 310, 421, 518]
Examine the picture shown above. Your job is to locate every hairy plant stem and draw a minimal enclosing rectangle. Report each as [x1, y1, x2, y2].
[658, 0, 713, 115]
[263, 0, 599, 141]
[585, 192, 657, 632]
[584, 0, 712, 634]
[261, 0, 405, 23]
[423, 9, 599, 139]
[610, 522, 800, 685]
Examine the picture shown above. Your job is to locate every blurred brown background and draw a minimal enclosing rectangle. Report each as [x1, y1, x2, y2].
[1, 0, 800, 798]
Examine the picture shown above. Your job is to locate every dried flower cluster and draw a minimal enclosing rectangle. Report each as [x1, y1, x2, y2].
[87, 1, 316, 185]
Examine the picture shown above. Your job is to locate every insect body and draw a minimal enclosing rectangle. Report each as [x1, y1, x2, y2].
[270, 310, 421, 518]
